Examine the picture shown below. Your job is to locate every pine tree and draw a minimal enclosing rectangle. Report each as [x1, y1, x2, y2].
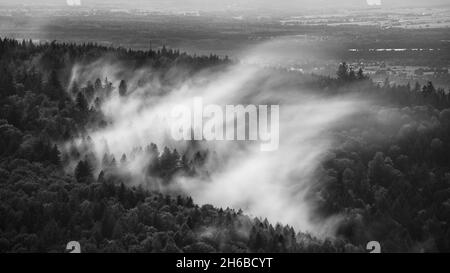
[76, 92, 88, 112]
[94, 78, 102, 90]
[97, 170, 105, 183]
[119, 80, 127, 96]
[120, 153, 127, 164]
[85, 81, 95, 100]
[74, 160, 93, 183]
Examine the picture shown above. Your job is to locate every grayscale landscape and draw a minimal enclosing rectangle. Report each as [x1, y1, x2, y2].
[0, 0, 450, 253]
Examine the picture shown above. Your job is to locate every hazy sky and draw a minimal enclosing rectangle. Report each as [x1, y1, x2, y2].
[3, 0, 449, 10]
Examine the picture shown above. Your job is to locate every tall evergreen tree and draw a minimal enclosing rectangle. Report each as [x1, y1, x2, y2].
[119, 80, 127, 96]
[74, 160, 93, 183]
[76, 92, 88, 112]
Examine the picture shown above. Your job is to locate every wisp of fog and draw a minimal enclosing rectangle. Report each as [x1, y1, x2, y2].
[65, 39, 369, 236]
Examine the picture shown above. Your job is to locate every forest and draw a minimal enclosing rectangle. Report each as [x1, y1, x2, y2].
[0, 38, 449, 252]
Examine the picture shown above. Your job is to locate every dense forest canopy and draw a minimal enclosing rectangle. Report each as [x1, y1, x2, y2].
[0, 38, 449, 252]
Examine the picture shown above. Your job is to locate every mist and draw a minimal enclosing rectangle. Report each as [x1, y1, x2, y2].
[64, 38, 375, 236]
